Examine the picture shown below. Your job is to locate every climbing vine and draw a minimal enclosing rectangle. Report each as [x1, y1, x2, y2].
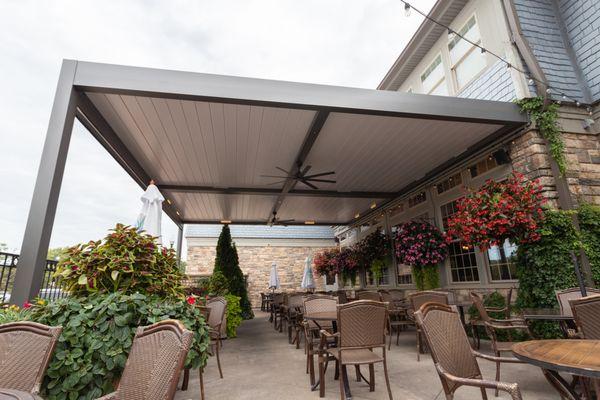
[516, 96, 567, 176]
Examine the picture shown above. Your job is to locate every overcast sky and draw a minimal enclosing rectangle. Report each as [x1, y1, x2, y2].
[0, 0, 435, 256]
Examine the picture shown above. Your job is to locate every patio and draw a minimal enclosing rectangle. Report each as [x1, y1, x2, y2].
[175, 311, 557, 400]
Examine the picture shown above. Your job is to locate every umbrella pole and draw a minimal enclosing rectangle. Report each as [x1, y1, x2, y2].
[570, 252, 587, 297]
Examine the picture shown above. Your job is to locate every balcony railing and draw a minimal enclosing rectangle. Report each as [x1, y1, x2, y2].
[0, 252, 68, 304]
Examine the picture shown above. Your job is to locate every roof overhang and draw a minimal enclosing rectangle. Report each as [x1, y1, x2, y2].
[71, 60, 527, 227]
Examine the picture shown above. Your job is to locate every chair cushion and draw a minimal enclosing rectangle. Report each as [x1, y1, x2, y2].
[326, 348, 384, 365]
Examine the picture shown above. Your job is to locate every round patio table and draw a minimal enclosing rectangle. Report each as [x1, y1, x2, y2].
[512, 339, 600, 400]
[0, 389, 41, 399]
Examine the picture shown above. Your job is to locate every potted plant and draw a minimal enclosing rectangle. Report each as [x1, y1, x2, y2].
[335, 247, 360, 286]
[314, 248, 340, 284]
[355, 229, 391, 282]
[395, 220, 448, 290]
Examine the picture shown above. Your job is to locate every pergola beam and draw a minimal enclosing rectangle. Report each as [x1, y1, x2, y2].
[182, 219, 343, 226]
[158, 184, 394, 199]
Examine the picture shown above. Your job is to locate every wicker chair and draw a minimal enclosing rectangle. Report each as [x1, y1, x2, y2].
[357, 291, 382, 301]
[414, 303, 522, 400]
[207, 297, 227, 379]
[303, 295, 338, 386]
[570, 294, 600, 339]
[556, 287, 600, 317]
[285, 293, 305, 347]
[318, 300, 393, 400]
[95, 320, 192, 400]
[471, 288, 514, 350]
[271, 293, 284, 330]
[381, 291, 411, 350]
[409, 291, 449, 361]
[470, 292, 529, 396]
[0, 321, 62, 397]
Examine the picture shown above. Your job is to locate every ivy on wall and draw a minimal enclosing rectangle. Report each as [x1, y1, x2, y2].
[516, 96, 567, 176]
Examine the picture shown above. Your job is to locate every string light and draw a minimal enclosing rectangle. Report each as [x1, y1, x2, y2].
[399, 0, 588, 109]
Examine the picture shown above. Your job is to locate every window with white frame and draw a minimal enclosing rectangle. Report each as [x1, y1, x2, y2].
[487, 239, 518, 281]
[449, 15, 487, 90]
[420, 54, 448, 95]
[441, 199, 480, 283]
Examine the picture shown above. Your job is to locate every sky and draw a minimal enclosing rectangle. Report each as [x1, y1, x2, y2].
[0, 0, 436, 257]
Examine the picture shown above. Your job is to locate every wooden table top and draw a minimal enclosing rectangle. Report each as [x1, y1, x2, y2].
[304, 311, 337, 321]
[512, 340, 600, 378]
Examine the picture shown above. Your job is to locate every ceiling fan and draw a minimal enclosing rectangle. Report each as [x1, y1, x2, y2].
[269, 211, 294, 226]
[260, 165, 336, 190]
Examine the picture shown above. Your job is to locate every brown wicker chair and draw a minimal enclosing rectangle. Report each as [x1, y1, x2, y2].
[381, 291, 411, 350]
[285, 293, 305, 347]
[556, 287, 600, 317]
[0, 321, 62, 397]
[271, 293, 284, 330]
[471, 288, 514, 350]
[409, 291, 449, 361]
[207, 297, 227, 379]
[570, 294, 600, 339]
[318, 300, 393, 400]
[470, 292, 529, 396]
[357, 291, 382, 301]
[95, 319, 192, 400]
[414, 303, 522, 400]
[303, 295, 338, 386]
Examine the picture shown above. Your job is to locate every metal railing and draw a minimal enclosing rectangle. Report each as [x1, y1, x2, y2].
[0, 252, 68, 304]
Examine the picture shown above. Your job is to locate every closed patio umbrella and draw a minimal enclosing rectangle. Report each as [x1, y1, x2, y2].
[301, 256, 315, 290]
[269, 262, 280, 290]
[135, 180, 164, 243]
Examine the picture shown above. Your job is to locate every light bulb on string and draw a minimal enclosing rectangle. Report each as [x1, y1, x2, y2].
[576, 101, 581, 107]
[404, 2, 411, 17]
[447, 28, 455, 41]
[480, 47, 487, 54]
[546, 88, 552, 94]
[527, 77, 534, 85]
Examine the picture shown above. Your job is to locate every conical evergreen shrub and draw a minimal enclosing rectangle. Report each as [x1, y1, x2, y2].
[213, 225, 254, 319]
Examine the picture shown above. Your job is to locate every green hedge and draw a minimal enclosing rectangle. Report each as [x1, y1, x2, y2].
[515, 204, 600, 337]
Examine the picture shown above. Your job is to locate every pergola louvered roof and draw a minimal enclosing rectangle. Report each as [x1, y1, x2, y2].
[73, 60, 528, 227]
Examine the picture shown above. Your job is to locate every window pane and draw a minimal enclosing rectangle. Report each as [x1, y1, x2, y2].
[448, 242, 479, 282]
[429, 79, 448, 96]
[455, 48, 487, 89]
[421, 55, 445, 93]
[487, 239, 518, 281]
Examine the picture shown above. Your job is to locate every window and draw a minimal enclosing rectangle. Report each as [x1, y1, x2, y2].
[449, 16, 486, 90]
[421, 55, 448, 95]
[366, 263, 391, 286]
[469, 156, 499, 178]
[397, 263, 413, 285]
[408, 191, 427, 208]
[487, 239, 518, 281]
[436, 172, 462, 194]
[448, 242, 480, 282]
[440, 199, 461, 230]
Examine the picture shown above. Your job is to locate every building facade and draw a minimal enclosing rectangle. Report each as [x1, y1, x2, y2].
[186, 225, 335, 307]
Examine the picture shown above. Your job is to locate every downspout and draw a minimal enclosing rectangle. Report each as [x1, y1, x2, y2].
[501, 0, 593, 287]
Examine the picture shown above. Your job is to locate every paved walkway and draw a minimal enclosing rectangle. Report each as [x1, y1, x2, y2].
[175, 311, 559, 400]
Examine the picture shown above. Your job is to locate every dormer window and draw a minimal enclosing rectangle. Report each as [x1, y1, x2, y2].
[420, 54, 447, 95]
[449, 15, 487, 90]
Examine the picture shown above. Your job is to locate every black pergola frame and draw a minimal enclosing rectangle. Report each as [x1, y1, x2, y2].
[11, 59, 527, 305]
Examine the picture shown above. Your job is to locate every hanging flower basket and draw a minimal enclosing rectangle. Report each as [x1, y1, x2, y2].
[395, 220, 448, 290]
[334, 247, 360, 286]
[446, 172, 545, 250]
[354, 229, 392, 280]
[314, 248, 339, 278]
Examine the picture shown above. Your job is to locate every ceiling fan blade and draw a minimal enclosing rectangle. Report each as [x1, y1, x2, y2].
[260, 175, 288, 179]
[306, 178, 336, 184]
[275, 166, 291, 176]
[301, 180, 319, 190]
[303, 171, 335, 179]
[266, 180, 287, 186]
[300, 165, 312, 176]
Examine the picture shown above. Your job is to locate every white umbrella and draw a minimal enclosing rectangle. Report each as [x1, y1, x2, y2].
[301, 256, 315, 289]
[269, 262, 280, 290]
[135, 181, 164, 243]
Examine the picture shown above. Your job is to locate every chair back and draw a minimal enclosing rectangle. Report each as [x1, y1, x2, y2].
[570, 294, 600, 339]
[304, 296, 337, 330]
[117, 320, 193, 400]
[470, 292, 490, 322]
[272, 293, 284, 308]
[288, 293, 304, 310]
[556, 287, 600, 317]
[207, 297, 227, 330]
[337, 290, 349, 304]
[414, 303, 481, 392]
[388, 289, 404, 301]
[410, 291, 449, 312]
[0, 321, 62, 394]
[357, 291, 382, 301]
[337, 300, 387, 349]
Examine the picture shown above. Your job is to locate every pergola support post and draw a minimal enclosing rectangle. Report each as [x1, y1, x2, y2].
[11, 60, 78, 306]
[176, 224, 184, 269]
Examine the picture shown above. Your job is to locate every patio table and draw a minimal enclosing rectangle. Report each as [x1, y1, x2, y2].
[0, 389, 41, 399]
[512, 339, 600, 400]
[521, 308, 575, 338]
[304, 312, 354, 400]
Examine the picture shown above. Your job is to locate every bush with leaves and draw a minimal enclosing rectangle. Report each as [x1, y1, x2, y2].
[516, 206, 600, 338]
[56, 224, 184, 298]
[26, 292, 209, 400]
[224, 294, 243, 338]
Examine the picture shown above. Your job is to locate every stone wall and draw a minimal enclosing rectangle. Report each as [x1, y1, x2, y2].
[187, 239, 333, 308]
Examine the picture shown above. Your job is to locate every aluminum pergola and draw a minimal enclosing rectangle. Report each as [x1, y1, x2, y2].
[12, 60, 528, 305]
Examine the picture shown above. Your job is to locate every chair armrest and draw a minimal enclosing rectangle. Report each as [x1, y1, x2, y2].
[95, 393, 118, 400]
[472, 350, 524, 364]
[485, 322, 529, 331]
[319, 330, 339, 351]
[567, 329, 582, 339]
[489, 317, 526, 324]
[435, 364, 522, 400]
[485, 306, 508, 313]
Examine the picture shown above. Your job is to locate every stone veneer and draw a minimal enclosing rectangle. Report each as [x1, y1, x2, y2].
[186, 238, 334, 308]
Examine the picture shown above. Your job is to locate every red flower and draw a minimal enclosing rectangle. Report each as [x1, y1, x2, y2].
[186, 296, 196, 305]
[23, 301, 32, 309]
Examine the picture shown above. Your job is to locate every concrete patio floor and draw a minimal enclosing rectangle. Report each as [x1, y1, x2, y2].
[175, 311, 560, 400]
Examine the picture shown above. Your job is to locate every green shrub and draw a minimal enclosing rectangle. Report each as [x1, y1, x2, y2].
[56, 224, 184, 298]
[515, 206, 600, 338]
[28, 292, 209, 400]
[209, 270, 230, 296]
[224, 294, 243, 338]
[0, 304, 31, 324]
